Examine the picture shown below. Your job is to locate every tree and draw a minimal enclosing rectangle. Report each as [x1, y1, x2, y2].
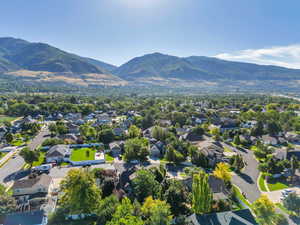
[132, 169, 161, 202]
[283, 192, 300, 216]
[141, 196, 172, 225]
[192, 171, 213, 214]
[252, 195, 280, 225]
[164, 179, 189, 216]
[233, 135, 241, 146]
[230, 154, 245, 172]
[60, 169, 101, 214]
[96, 195, 119, 225]
[107, 197, 144, 225]
[213, 163, 232, 184]
[5, 132, 13, 143]
[128, 125, 141, 138]
[99, 128, 114, 144]
[0, 184, 17, 216]
[20, 147, 40, 167]
[124, 138, 149, 162]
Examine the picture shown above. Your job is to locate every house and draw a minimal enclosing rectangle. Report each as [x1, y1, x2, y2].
[46, 145, 71, 163]
[109, 142, 122, 156]
[285, 132, 300, 143]
[0, 210, 48, 225]
[183, 175, 230, 201]
[262, 135, 278, 145]
[199, 142, 224, 167]
[113, 127, 125, 137]
[150, 145, 161, 158]
[12, 174, 53, 196]
[187, 209, 258, 225]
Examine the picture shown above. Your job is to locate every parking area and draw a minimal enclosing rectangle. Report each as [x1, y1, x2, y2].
[265, 187, 300, 203]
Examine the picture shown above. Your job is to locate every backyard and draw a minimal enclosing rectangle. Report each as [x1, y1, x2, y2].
[70, 148, 96, 161]
[267, 177, 289, 191]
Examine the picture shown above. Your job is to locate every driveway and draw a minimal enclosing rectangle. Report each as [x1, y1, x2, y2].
[230, 146, 261, 203]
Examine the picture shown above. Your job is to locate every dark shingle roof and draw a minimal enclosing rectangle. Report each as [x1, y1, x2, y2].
[187, 209, 258, 225]
[2, 210, 46, 225]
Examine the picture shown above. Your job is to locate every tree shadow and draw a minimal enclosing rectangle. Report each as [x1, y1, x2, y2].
[237, 172, 254, 184]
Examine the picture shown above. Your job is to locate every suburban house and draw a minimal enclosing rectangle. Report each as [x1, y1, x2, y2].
[12, 174, 53, 196]
[0, 210, 48, 225]
[187, 209, 258, 225]
[262, 135, 278, 145]
[46, 145, 71, 163]
[109, 142, 122, 156]
[199, 142, 224, 167]
[183, 175, 231, 201]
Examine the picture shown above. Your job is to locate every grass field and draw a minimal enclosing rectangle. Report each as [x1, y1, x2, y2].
[32, 151, 46, 167]
[0, 116, 16, 124]
[258, 174, 268, 192]
[105, 153, 114, 162]
[70, 148, 96, 161]
[233, 185, 251, 208]
[267, 177, 289, 191]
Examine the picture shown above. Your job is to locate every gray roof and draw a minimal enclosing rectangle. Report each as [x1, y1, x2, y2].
[187, 209, 258, 225]
[46, 144, 70, 157]
[12, 174, 52, 191]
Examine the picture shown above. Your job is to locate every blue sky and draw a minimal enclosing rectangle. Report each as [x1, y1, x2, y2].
[1, 0, 300, 67]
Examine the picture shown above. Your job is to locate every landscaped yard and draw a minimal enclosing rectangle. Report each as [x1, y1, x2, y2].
[32, 151, 46, 167]
[233, 185, 251, 208]
[258, 174, 268, 192]
[267, 177, 289, 191]
[0, 116, 17, 124]
[105, 153, 114, 163]
[70, 148, 96, 161]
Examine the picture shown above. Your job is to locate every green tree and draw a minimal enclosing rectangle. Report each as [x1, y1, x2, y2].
[107, 197, 144, 225]
[192, 171, 213, 214]
[124, 138, 149, 162]
[96, 195, 119, 225]
[252, 195, 281, 225]
[60, 169, 101, 214]
[141, 196, 172, 225]
[0, 184, 17, 216]
[283, 192, 300, 216]
[128, 125, 141, 138]
[99, 128, 114, 144]
[132, 169, 161, 202]
[20, 147, 40, 167]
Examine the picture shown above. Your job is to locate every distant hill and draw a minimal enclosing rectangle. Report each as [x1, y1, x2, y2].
[0, 37, 111, 74]
[115, 53, 300, 81]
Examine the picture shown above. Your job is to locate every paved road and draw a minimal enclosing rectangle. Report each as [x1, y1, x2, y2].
[0, 126, 50, 186]
[230, 146, 261, 203]
[27, 126, 50, 150]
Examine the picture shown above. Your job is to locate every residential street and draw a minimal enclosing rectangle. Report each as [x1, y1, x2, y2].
[231, 146, 261, 203]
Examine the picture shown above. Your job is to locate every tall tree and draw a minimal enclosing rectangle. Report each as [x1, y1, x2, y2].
[60, 169, 101, 214]
[141, 196, 172, 225]
[20, 147, 40, 167]
[192, 171, 213, 214]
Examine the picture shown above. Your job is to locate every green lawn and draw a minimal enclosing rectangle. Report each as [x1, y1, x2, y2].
[11, 139, 24, 146]
[258, 174, 268, 192]
[32, 151, 46, 167]
[70, 148, 96, 161]
[267, 177, 289, 191]
[105, 153, 114, 162]
[0, 116, 16, 124]
[233, 185, 251, 208]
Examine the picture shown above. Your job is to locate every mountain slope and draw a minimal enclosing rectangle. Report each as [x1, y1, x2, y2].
[114, 53, 218, 80]
[115, 52, 300, 82]
[83, 57, 117, 73]
[0, 37, 111, 74]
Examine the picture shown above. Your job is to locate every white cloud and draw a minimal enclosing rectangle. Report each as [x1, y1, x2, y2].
[215, 44, 300, 69]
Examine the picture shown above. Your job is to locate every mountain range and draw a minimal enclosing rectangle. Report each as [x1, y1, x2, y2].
[1, 37, 300, 91]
